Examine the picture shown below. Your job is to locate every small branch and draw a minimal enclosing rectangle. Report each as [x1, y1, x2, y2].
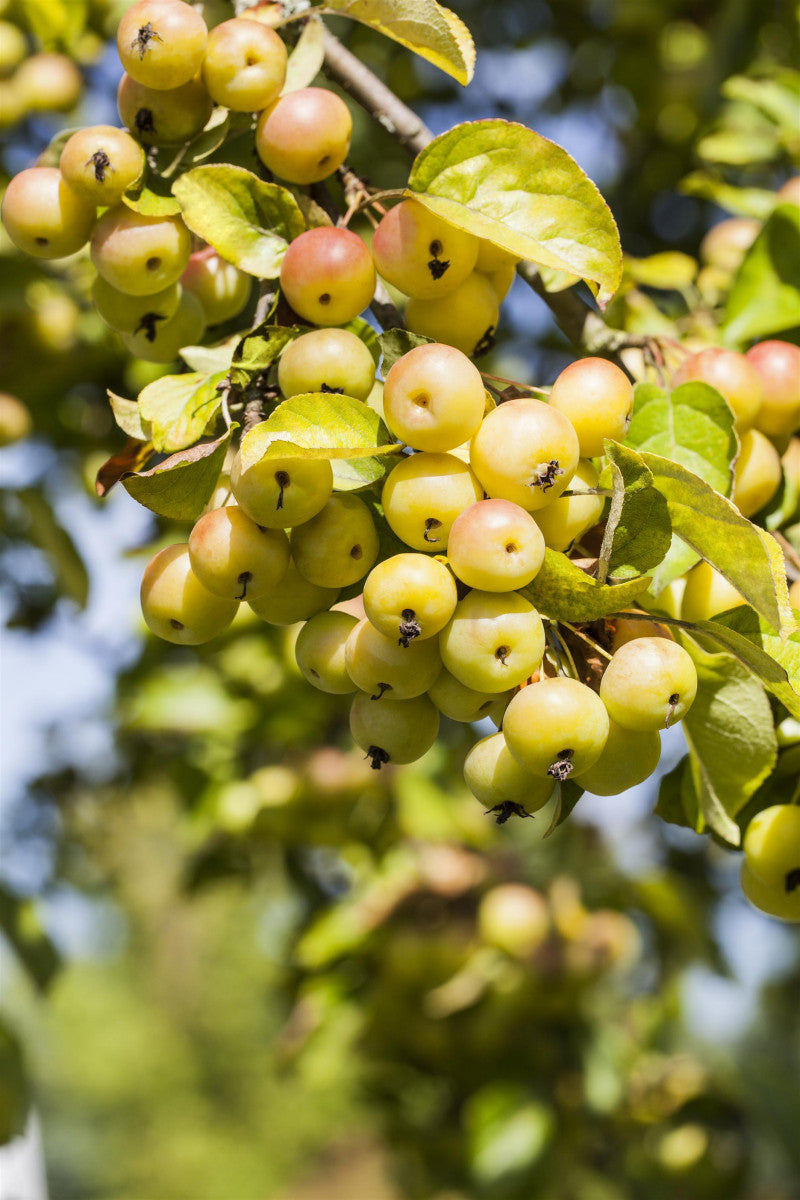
[322, 28, 433, 156]
[773, 531, 800, 578]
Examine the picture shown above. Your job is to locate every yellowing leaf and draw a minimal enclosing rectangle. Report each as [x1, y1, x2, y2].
[138, 371, 227, 452]
[408, 121, 622, 306]
[324, 0, 475, 85]
[282, 16, 325, 93]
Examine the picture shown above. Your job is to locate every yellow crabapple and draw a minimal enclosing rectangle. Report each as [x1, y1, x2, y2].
[503, 677, 610, 780]
[611, 614, 673, 653]
[741, 860, 800, 922]
[371, 198, 479, 300]
[16, 53, 82, 112]
[405, 271, 499, 358]
[280, 227, 375, 326]
[465, 732, 555, 813]
[672, 347, 763, 432]
[0, 21, 26, 77]
[202, 18, 286, 112]
[59, 125, 145, 206]
[484, 263, 516, 301]
[532, 459, 604, 551]
[345, 618, 442, 699]
[474, 240, 520, 274]
[477, 883, 551, 957]
[117, 72, 213, 145]
[381, 451, 484, 552]
[573, 719, 661, 795]
[230, 451, 332, 529]
[0, 393, 32, 446]
[733, 427, 782, 517]
[290, 493, 379, 588]
[548, 357, 634, 458]
[255, 87, 352, 184]
[120, 289, 206, 362]
[277, 328, 375, 402]
[382, 342, 486, 452]
[681, 560, 745, 622]
[92, 276, 181, 333]
[747, 341, 800, 439]
[248, 560, 339, 624]
[181, 249, 251, 325]
[599, 637, 698, 731]
[743, 804, 800, 894]
[363, 553, 457, 645]
[2, 167, 95, 259]
[295, 610, 358, 694]
[428, 668, 512, 724]
[350, 692, 439, 769]
[91, 205, 192, 295]
[188, 505, 290, 601]
[140, 543, 238, 644]
[117, 0, 208, 91]
[648, 577, 686, 619]
[469, 396, 580, 511]
[699, 217, 760, 275]
[439, 590, 545, 693]
[790, 579, 800, 610]
[446, 498, 546, 591]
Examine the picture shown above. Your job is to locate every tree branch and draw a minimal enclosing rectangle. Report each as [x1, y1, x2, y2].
[321, 28, 642, 364]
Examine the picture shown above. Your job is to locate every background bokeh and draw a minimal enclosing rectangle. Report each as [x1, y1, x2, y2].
[1, 1, 799, 1198]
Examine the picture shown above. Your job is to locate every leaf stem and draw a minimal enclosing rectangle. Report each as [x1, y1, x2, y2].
[559, 621, 613, 661]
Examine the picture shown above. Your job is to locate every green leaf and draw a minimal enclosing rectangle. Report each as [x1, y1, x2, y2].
[378, 328, 433, 372]
[0, 1019, 30, 1145]
[230, 325, 304, 387]
[542, 779, 584, 838]
[640, 450, 794, 636]
[122, 183, 182, 217]
[680, 641, 777, 845]
[647, 534, 701, 597]
[172, 165, 305, 278]
[341, 316, 382, 367]
[723, 73, 800, 139]
[597, 442, 671, 583]
[626, 381, 737, 498]
[122, 427, 234, 521]
[408, 120, 622, 306]
[722, 205, 800, 345]
[35, 125, 82, 167]
[16, 489, 89, 609]
[107, 390, 149, 441]
[521, 550, 651, 621]
[702, 607, 800, 718]
[282, 14, 325, 92]
[180, 337, 238, 374]
[0, 885, 61, 992]
[624, 251, 697, 290]
[696, 127, 779, 166]
[239, 394, 401, 491]
[176, 107, 233, 169]
[322, 0, 476, 85]
[138, 370, 227, 453]
[680, 170, 779, 219]
[655, 759, 694, 831]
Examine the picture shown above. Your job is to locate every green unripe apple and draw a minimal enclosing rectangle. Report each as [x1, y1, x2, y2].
[363, 552, 457, 645]
[349, 691, 439, 768]
[740, 860, 800, 922]
[291, 493, 379, 588]
[732, 427, 782, 517]
[247, 560, 339, 624]
[345, 618, 441, 699]
[91, 205, 192, 296]
[464, 734, 554, 811]
[532, 459, 604, 551]
[381, 451, 484, 553]
[16, 52, 82, 112]
[181, 250, 251, 325]
[118, 71, 213, 146]
[405, 272, 499, 358]
[277, 328, 376, 402]
[92, 275, 182, 334]
[120, 289, 206, 362]
[2, 167, 95, 259]
[503, 677, 610, 780]
[599, 637, 698, 731]
[188, 505, 290, 601]
[573, 719, 661, 795]
[477, 883, 551, 957]
[439, 590, 545, 693]
[428, 668, 512, 723]
[231, 451, 333, 529]
[59, 124, 145, 207]
[295, 610, 358, 694]
[140, 542, 239, 644]
[681, 560, 745, 622]
[743, 804, 800, 894]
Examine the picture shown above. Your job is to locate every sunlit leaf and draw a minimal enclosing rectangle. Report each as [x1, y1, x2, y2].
[122, 427, 234, 521]
[598, 442, 671, 583]
[323, 0, 475, 85]
[138, 370, 227, 452]
[723, 205, 800, 344]
[522, 550, 651, 621]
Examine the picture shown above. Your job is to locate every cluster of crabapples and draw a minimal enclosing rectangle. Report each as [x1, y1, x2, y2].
[139, 334, 702, 814]
[0, 0, 515, 364]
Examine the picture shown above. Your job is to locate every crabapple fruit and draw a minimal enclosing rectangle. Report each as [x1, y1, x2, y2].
[477, 883, 550, 957]
[59, 125, 145, 206]
[439, 590, 545, 693]
[290, 493, 379, 588]
[202, 18, 286, 112]
[371, 199, 479, 300]
[349, 692, 439, 768]
[599, 637, 698, 731]
[503, 677, 610, 780]
[428, 669, 512, 724]
[231, 452, 332, 529]
[405, 272, 499, 358]
[188, 506, 290, 601]
[248, 560, 339, 624]
[465, 733, 555, 811]
[446, 499, 546, 591]
[117, 0, 208, 91]
[747, 340, 800, 438]
[381, 451, 484, 552]
[345, 618, 442, 699]
[672, 347, 763, 432]
[2, 167, 95, 260]
[279, 227, 376, 326]
[295, 610, 358, 694]
[743, 804, 800, 893]
[573, 720, 661, 795]
[741, 860, 800, 922]
[255, 87, 352, 184]
[277, 328, 376, 402]
[91, 205, 192, 295]
[699, 217, 760, 274]
[790, 579, 800, 610]
[118, 72, 213, 146]
[733, 427, 782, 517]
[474, 241, 519, 274]
[181, 250, 251, 324]
[681, 560, 745, 621]
[382, 342, 486, 452]
[532, 459, 604, 551]
[469, 396, 580, 511]
[140, 543, 239, 644]
[120, 289, 206, 362]
[363, 553, 457, 645]
[16, 53, 82, 112]
[0, 393, 32, 446]
[92, 276, 181, 333]
[548, 357, 634, 458]
[484, 263, 516, 301]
